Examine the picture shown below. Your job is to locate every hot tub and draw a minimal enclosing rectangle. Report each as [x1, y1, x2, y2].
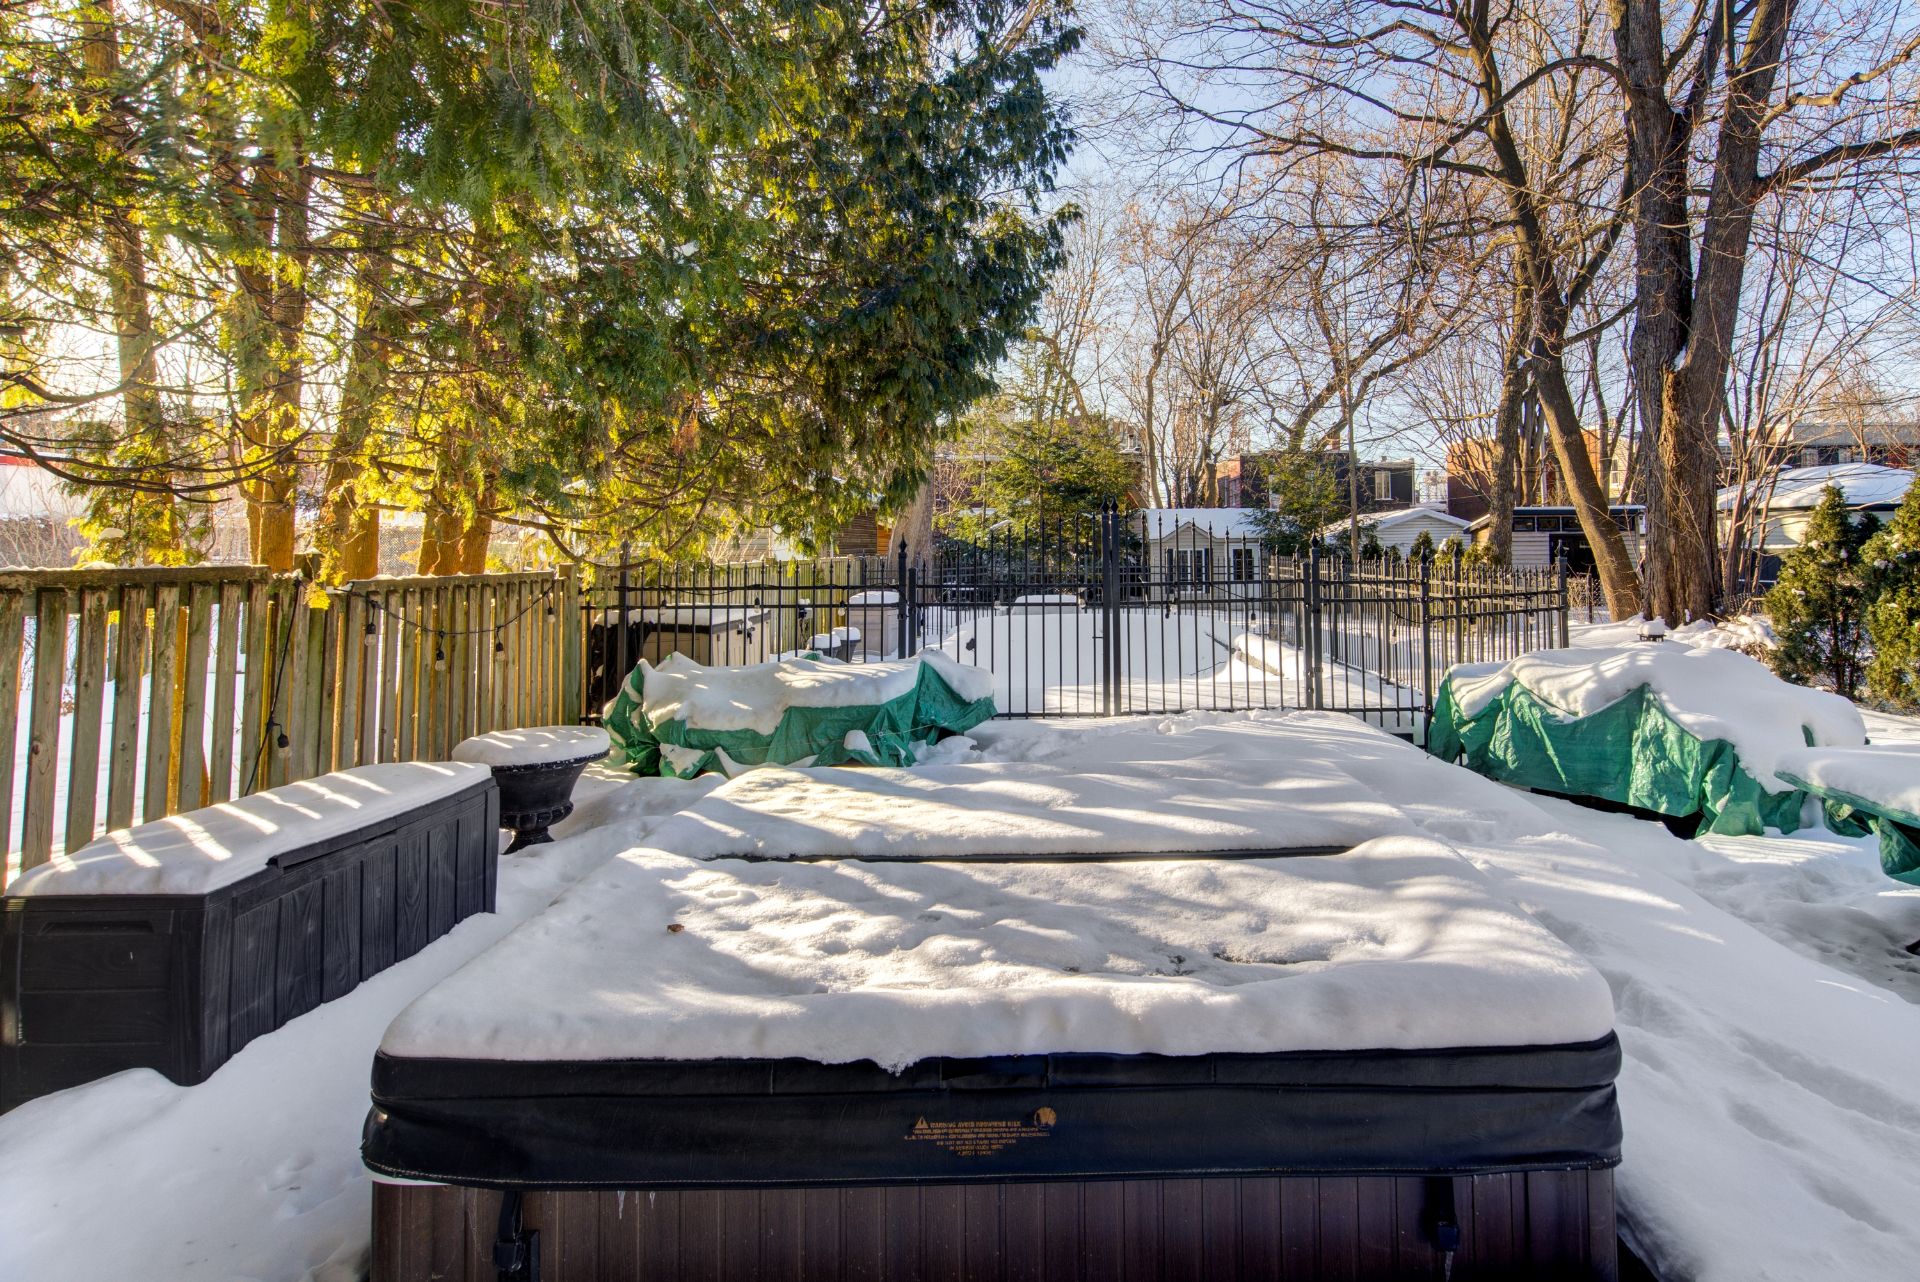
[363, 759, 1622, 1280]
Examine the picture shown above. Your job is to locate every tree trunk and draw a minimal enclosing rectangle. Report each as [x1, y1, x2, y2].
[234, 161, 312, 571]
[81, 1, 181, 563]
[1488, 283, 1532, 567]
[318, 228, 390, 584]
[417, 509, 465, 576]
[887, 480, 936, 569]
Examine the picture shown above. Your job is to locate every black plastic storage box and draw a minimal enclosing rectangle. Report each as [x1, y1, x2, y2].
[2, 769, 497, 1112]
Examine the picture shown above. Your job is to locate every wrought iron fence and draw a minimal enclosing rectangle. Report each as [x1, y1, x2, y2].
[581, 512, 1570, 740]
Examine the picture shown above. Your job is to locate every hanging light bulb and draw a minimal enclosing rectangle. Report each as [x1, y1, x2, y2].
[363, 618, 378, 646]
[494, 631, 507, 658]
[433, 639, 447, 670]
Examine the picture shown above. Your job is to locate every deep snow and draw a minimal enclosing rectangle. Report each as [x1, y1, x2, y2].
[4, 710, 1920, 1280]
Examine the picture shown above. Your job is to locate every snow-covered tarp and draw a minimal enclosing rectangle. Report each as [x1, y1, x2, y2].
[379, 834, 1614, 1069]
[1429, 642, 1865, 835]
[6, 762, 492, 897]
[602, 651, 996, 777]
[1775, 743, 1920, 884]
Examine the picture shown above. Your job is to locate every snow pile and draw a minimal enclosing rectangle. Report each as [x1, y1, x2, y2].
[1774, 743, 1920, 823]
[379, 835, 1613, 1068]
[450, 725, 610, 768]
[1446, 642, 1864, 786]
[1211, 714, 1920, 1282]
[636, 650, 992, 736]
[7, 762, 492, 897]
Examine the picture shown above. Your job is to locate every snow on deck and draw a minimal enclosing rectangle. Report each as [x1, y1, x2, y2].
[4, 711, 1920, 1280]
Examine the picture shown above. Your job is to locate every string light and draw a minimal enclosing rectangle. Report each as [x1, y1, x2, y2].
[363, 619, 377, 646]
[433, 638, 447, 670]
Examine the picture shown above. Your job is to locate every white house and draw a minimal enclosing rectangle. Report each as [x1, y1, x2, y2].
[1717, 463, 1911, 554]
[1132, 508, 1267, 597]
[1315, 506, 1472, 556]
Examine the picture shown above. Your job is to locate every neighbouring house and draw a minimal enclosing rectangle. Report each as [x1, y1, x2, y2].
[1467, 505, 1647, 575]
[1717, 462, 1913, 587]
[1761, 420, 1920, 473]
[1316, 506, 1473, 557]
[1219, 451, 1416, 513]
[1132, 507, 1266, 598]
[1445, 430, 1632, 523]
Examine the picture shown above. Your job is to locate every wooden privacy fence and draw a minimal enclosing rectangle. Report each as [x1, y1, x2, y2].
[2, 566, 581, 886]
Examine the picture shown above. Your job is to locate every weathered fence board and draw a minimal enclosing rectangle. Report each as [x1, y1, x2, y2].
[4, 567, 576, 887]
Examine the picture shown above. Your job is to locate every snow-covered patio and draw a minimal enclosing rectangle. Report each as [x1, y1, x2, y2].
[2, 706, 1918, 1280]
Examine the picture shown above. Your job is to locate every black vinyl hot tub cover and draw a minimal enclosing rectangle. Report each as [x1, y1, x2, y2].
[363, 1037, 1622, 1190]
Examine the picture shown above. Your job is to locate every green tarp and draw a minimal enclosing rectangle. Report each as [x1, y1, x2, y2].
[603, 653, 997, 779]
[1774, 770, 1920, 887]
[1426, 677, 1810, 838]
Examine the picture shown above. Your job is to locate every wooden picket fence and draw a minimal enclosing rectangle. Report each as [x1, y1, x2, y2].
[1, 565, 582, 886]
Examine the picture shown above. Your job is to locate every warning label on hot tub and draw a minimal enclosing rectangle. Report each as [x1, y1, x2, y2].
[905, 1112, 1055, 1157]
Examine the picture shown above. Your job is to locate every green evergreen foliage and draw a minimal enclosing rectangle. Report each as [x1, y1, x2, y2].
[1765, 485, 1876, 698]
[1864, 479, 1920, 708]
[1253, 452, 1345, 553]
[2, 0, 1080, 566]
[945, 404, 1137, 543]
[1410, 529, 1436, 561]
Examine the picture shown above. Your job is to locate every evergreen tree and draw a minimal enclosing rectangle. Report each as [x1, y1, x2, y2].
[1410, 529, 1436, 562]
[947, 404, 1136, 543]
[1765, 485, 1876, 698]
[1864, 479, 1920, 708]
[1253, 451, 1344, 554]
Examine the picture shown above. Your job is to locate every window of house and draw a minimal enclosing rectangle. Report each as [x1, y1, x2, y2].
[1373, 470, 1394, 502]
[1230, 546, 1256, 582]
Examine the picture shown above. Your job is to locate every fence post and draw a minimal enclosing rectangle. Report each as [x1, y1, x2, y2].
[1304, 547, 1323, 710]
[615, 541, 632, 693]
[1101, 507, 1119, 716]
[1555, 552, 1570, 648]
[895, 540, 912, 659]
[1419, 553, 1434, 745]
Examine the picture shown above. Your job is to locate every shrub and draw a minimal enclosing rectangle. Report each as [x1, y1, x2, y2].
[1764, 485, 1876, 698]
[1864, 479, 1920, 708]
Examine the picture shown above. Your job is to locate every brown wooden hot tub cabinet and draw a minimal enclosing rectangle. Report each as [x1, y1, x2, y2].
[1, 772, 498, 1111]
[365, 1038, 1622, 1280]
[374, 1170, 1617, 1281]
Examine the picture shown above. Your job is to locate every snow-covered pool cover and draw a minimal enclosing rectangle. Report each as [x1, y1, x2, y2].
[1447, 643, 1864, 787]
[637, 650, 993, 737]
[1775, 743, 1920, 823]
[7, 762, 491, 898]
[451, 725, 611, 768]
[380, 835, 1614, 1068]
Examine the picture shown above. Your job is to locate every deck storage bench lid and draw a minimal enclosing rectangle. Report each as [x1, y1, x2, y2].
[9, 762, 495, 898]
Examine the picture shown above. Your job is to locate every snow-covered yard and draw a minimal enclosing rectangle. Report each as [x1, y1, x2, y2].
[3, 704, 1919, 1280]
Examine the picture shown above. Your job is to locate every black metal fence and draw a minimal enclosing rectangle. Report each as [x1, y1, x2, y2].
[581, 511, 1569, 740]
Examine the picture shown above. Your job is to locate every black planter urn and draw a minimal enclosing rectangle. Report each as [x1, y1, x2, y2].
[451, 727, 613, 853]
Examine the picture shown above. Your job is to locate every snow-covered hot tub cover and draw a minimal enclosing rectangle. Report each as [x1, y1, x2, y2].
[365, 750, 1620, 1189]
[1428, 643, 1865, 836]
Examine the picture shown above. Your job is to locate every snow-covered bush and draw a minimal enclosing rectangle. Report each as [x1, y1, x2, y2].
[1864, 478, 1920, 709]
[1764, 485, 1877, 699]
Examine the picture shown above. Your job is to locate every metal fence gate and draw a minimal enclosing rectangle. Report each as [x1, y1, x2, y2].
[582, 511, 1570, 739]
